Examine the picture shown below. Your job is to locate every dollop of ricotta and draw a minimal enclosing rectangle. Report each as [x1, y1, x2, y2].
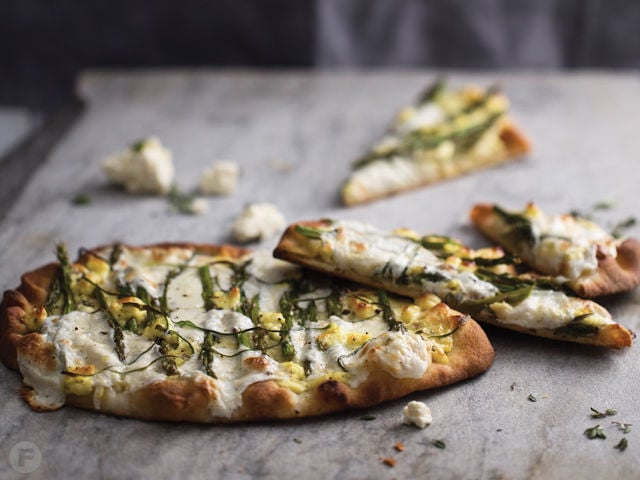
[403, 400, 433, 428]
[101, 136, 174, 194]
[231, 203, 286, 243]
[345, 331, 432, 386]
[199, 161, 240, 195]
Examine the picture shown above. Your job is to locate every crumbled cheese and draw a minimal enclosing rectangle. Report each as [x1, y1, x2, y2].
[101, 136, 174, 194]
[187, 197, 209, 215]
[199, 161, 240, 195]
[403, 400, 432, 428]
[231, 203, 286, 243]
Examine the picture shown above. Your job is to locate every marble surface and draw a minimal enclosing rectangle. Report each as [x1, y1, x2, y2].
[1, 70, 639, 479]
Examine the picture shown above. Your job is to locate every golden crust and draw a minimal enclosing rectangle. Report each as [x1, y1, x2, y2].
[341, 119, 532, 206]
[274, 221, 634, 349]
[470, 203, 640, 298]
[1, 242, 494, 423]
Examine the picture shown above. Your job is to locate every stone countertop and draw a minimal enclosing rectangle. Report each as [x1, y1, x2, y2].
[0, 70, 639, 479]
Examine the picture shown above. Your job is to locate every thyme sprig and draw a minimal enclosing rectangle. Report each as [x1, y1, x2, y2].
[584, 425, 607, 440]
[612, 421, 632, 434]
[590, 407, 617, 419]
[614, 438, 629, 451]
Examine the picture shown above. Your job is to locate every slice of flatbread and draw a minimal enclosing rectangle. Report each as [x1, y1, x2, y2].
[470, 203, 640, 298]
[274, 220, 633, 349]
[0, 243, 494, 422]
[341, 79, 531, 206]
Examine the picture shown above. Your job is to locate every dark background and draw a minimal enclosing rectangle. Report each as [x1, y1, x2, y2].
[1, 0, 640, 111]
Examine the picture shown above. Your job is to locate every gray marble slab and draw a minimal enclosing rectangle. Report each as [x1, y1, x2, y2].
[1, 70, 639, 480]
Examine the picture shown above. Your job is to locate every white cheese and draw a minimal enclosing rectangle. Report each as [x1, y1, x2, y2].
[489, 290, 614, 330]
[231, 203, 286, 243]
[328, 220, 498, 300]
[527, 212, 617, 280]
[101, 136, 174, 194]
[393, 103, 446, 135]
[199, 161, 240, 195]
[344, 331, 432, 386]
[403, 400, 432, 428]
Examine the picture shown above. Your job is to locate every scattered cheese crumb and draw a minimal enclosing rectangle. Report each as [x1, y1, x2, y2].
[231, 203, 286, 243]
[188, 198, 209, 215]
[101, 136, 174, 194]
[199, 161, 240, 195]
[403, 400, 432, 429]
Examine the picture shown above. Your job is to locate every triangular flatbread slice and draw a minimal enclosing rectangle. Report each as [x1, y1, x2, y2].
[341, 80, 531, 206]
[1, 243, 494, 422]
[470, 203, 640, 298]
[274, 220, 633, 349]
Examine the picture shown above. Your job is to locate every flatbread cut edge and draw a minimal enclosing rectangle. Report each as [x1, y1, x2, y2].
[1, 242, 494, 423]
[341, 119, 532, 206]
[469, 203, 640, 298]
[274, 221, 633, 349]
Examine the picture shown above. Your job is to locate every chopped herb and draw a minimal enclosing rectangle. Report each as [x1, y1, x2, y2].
[360, 415, 376, 421]
[614, 437, 628, 451]
[611, 217, 636, 239]
[130, 139, 146, 152]
[612, 421, 632, 434]
[167, 185, 204, 215]
[590, 407, 617, 419]
[528, 394, 537, 402]
[431, 440, 446, 449]
[71, 193, 91, 206]
[293, 438, 302, 444]
[584, 425, 607, 440]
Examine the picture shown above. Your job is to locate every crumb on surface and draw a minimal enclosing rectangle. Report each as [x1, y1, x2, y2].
[382, 457, 396, 467]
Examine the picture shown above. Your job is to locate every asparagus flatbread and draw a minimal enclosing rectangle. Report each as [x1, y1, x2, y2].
[0, 243, 494, 422]
[274, 219, 633, 348]
[341, 80, 531, 206]
[470, 203, 640, 298]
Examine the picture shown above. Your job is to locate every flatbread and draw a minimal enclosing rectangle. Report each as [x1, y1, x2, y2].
[0, 242, 494, 422]
[341, 80, 531, 206]
[470, 203, 640, 298]
[274, 220, 633, 349]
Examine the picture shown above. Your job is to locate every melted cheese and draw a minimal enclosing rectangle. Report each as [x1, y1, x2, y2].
[327, 220, 498, 300]
[526, 209, 618, 280]
[344, 331, 432, 387]
[490, 290, 613, 330]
